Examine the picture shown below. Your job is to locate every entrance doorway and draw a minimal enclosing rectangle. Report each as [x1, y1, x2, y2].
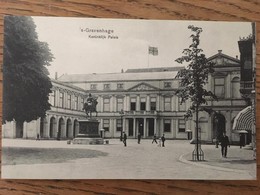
[213, 113, 226, 141]
[137, 118, 144, 136]
[128, 119, 133, 136]
[148, 118, 154, 137]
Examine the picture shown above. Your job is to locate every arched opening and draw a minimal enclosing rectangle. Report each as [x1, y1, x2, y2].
[73, 120, 79, 138]
[199, 117, 208, 141]
[40, 117, 47, 138]
[49, 117, 57, 138]
[213, 113, 226, 141]
[58, 118, 65, 140]
[66, 119, 72, 138]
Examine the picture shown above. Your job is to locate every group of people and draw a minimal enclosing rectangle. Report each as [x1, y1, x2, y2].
[122, 132, 166, 147]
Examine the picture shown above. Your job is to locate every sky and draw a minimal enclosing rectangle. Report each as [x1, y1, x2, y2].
[32, 17, 252, 79]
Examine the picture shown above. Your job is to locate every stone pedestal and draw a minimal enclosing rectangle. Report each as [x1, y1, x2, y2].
[72, 119, 104, 145]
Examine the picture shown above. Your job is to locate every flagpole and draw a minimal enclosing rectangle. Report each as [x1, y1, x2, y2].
[148, 45, 150, 68]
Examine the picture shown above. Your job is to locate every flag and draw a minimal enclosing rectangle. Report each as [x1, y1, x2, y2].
[148, 46, 158, 56]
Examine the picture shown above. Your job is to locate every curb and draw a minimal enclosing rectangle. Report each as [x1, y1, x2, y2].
[178, 153, 250, 174]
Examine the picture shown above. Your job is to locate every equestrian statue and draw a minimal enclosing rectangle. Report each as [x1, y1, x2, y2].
[83, 93, 98, 118]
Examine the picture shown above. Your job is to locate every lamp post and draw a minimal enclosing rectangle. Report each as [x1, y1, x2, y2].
[119, 109, 124, 141]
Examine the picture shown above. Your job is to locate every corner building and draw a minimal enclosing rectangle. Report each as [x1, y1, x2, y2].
[3, 51, 247, 143]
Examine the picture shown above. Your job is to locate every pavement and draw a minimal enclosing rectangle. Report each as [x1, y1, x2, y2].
[1, 138, 256, 180]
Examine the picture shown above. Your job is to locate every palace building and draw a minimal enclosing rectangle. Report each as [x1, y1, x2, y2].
[2, 51, 247, 144]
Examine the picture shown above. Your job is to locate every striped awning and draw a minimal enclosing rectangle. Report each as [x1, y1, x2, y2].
[232, 106, 252, 131]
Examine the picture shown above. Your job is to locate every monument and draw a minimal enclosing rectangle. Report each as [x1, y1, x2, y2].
[72, 93, 104, 144]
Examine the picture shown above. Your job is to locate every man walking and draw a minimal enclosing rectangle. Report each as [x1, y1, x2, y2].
[152, 134, 157, 144]
[123, 132, 127, 147]
[220, 132, 230, 158]
[137, 133, 141, 144]
[161, 134, 166, 147]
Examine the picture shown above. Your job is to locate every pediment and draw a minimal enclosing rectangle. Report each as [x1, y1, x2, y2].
[128, 82, 159, 91]
[208, 53, 240, 66]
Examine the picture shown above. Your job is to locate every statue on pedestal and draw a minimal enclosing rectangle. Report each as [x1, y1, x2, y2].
[83, 93, 98, 118]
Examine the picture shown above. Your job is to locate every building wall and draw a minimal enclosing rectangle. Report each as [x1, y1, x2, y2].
[2, 52, 247, 143]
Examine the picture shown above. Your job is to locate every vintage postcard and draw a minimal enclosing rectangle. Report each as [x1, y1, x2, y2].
[2, 16, 256, 179]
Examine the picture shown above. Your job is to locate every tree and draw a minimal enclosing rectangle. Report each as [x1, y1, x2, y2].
[175, 25, 217, 161]
[3, 16, 53, 136]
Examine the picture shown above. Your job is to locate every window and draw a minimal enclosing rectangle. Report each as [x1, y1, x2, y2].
[67, 94, 71, 109]
[164, 82, 171, 88]
[130, 98, 136, 111]
[150, 97, 156, 111]
[164, 119, 171, 132]
[59, 92, 64, 108]
[164, 97, 171, 111]
[117, 98, 123, 112]
[90, 84, 97, 90]
[117, 83, 124, 89]
[80, 97, 84, 110]
[103, 98, 110, 112]
[231, 77, 240, 98]
[103, 119, 110, 132]
[49, 90, 56, 106]
[178, 97, 186, 111]
[75, 96, 79, 110]
[179, 119, 186, 132]
[104, 84, 110, 90]
[116, 119, 122, 132]
[214, 78, 225, 98]
[140, 97, 146, 111]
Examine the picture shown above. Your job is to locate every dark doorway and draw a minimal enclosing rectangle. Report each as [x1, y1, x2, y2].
[16, 121, 23, 138]
[148, 118, 154, 137]
[50, 117, 56, 138]
[213, 113, 226, 141]
[138, 118, 144, 136]
[128, 119, 133, 136]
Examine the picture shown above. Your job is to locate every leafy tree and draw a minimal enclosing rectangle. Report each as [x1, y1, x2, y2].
[175, 25, 217, 160]
[3, 16, 53, 136]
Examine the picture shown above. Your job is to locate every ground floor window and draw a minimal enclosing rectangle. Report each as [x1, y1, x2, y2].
[178, 119, 185, 132]
[116, 119, 122, 132]
[103, 119, 110, 132]
[164, 119, 171, 132]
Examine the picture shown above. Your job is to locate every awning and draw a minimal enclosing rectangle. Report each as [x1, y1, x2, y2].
[232, 106, 252, 131]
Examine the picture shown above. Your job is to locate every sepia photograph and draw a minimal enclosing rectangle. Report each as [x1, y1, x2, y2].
[1, 16, 256, 179]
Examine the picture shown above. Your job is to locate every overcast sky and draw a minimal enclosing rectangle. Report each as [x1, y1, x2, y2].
[32, 17, 252, 79]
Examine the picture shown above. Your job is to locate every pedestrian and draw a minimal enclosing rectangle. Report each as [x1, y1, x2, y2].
[161, 134, 166, 147]
[239, 133, 244, 149]
[220, 132, 230, 158]
[123, 132, 127, 147]
[152, 134, 158, 144]
[36, 133, 40, 141]
[137, 133, 141, 144]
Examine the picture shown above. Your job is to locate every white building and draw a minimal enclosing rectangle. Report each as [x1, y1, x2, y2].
[3, 51, 247, 143]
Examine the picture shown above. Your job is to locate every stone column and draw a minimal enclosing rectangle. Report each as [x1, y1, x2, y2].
[146, 95, 150, 111]
[154, 118, 157, 135]
[136, 95, 140, 111]
[133, 118, 136, 138]
[143, 118, 147, 138]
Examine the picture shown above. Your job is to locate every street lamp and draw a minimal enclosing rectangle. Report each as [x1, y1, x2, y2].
[119, 109, 124, 141]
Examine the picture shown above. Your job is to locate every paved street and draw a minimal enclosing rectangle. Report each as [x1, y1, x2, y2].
[1, 139, 256, 179]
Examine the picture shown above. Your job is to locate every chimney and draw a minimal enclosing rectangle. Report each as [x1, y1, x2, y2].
[121, 69, 124, 73]
[236, 55, 238, 59]
[218, 50, 222, 54]
[55, 72, 58, 80]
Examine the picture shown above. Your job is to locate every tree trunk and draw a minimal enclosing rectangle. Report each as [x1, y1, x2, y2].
[16, 120, 24, 138]
[196, 104, 199, 161]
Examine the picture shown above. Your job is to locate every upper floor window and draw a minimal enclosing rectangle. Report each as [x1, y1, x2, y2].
[150, 97, 156, 111]
[140, 97, 146, 111]
[103, 98, 110, 112]
[117, 98, 123, 112]
[104, 84, 110, 90]
[178, 97, 186, 111]
[59, 92, 64, 108]
[130, 98, 136, 111]
[231, 77, 240, 98]
[90, 84, 97, 90]
[74, 96, 79, 110]
[80, 97, 84, 110]
[164, 97, 171, 111]
[214, 78, 225, 98]
[49, 90, 56, 107]
[164, 82, 172, 88]
[117, 83, 124, 89]
[67, 94, 71, 109]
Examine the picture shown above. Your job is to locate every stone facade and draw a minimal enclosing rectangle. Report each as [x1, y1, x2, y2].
[2, 51, 247, 143]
